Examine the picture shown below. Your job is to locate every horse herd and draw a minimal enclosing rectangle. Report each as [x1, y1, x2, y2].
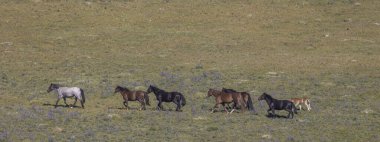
[47, 83, 312, 119]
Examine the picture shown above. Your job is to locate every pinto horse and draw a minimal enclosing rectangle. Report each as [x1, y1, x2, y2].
[47, 83, 85, 109]
[289, 97, 311, 111]
[258, 93, 297, 119]
[222, 88, 257, 114]
[114, 86, 150, 110]
[146, 85, 186, 111]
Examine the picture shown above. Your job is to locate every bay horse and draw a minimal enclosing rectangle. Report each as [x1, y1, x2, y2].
[207, 89, 249, 114]
[289, 97, 311, 111]
[47, 83, 85, 109]
[222, 88, 257, 114]
[258, 93, 297, 119]
[114, 86, 150, 110]
[146, 85, 186, 111]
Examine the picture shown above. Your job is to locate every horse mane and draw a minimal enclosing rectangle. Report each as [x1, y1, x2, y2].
[50, 83, 63, 88]
[117, 86, 130, 92]
[263, 93, 273, 100]
[51, 83, 61, 86]
[150, 85, 164, 92]
[208, 89, 219, 93]
[222, 88, 237, 92]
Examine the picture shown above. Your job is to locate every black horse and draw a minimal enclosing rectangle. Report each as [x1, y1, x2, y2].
[222, 88, 257, 114]
[146, 85, 186, 111]
[258, 93, 297, 119]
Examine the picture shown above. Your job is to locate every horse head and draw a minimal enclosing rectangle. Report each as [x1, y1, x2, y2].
[114, 86, 123, 93]
[47, 83, 59, 93]
[258, 93, 272, 107]
[146, 85, 155, 94]
[206, 89, 217, 98]
[258, 93, 272, 101]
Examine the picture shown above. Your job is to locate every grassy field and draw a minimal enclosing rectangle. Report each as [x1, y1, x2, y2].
[1, 0, 380, 141]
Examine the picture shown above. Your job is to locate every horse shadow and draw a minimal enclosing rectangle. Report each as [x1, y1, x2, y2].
[107, 107, 183, 112]
[42, 103, 81, 108]
[107, 107, 140, 110]
[265, 113, 289, 119]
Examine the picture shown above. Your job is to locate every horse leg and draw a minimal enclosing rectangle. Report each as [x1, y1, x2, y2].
[157, 101, 163, 111]
[80, 99, 85, 109]
[123, 101, 129, 110]
[137, 98, 145, 111]
[271, 108, 276, 118]
[225, 103, 232, 110]
[291, 111, 294, 118]
[306, 102, 311, 111]
[176, 101, 181, 112]
[211, 104, 219, 113]
[287, 109, 294, 119]
[176, 103, 181, 111]
[173, 98, 179, 111]
[140, 100, 146, 110]
[229, 109, 235, 114]
[63, 97, 69, 107]
[55, 98, 61, 108]
[229, 101, 240, 114]
[73, 97, 78, 107]
[299, 104, 304, 111]
[221, 103, 227, 112]
[222, 103, 231, 114]
[225, 104, 232, 114]
[267, 108, 272, 115]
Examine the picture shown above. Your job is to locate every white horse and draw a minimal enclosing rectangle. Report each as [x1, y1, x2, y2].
[47, 83, 86, 109]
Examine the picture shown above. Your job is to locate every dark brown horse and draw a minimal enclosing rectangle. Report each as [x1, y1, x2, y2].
[207, 89, 247, 114]
[114, 86, 150, 110]
[222, 88, 257, 114]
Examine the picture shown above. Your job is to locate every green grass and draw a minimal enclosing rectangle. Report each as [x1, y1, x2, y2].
[1, 0, 380, 141]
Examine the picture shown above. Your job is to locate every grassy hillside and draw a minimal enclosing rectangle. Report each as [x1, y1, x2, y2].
[0, 0, 379, 141]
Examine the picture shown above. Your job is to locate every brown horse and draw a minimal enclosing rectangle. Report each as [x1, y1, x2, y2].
[114, 86, 150, 110]
[207, 89, 247, 114]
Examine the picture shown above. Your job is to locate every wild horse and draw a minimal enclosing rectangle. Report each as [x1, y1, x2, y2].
[289, 97, 311, 111]
[222, 88, 257, 114]
[258, 93, 297, 119]
[47, 83, 85, 109]
[207, 89, 254, 114]
[114, 86, 150, 110]
[146, 85, 186, 111]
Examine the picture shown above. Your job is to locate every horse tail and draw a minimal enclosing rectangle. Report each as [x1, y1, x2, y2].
[181, 94, 186, 106]
[292, 102, 298, 114]
[80, 88, 85, 103]
[144, 92, 150, 106]
[245, 93, 257, 114]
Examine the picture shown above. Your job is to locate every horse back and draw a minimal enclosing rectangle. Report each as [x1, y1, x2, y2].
[272, 99, 293, 110]
[290, 98, 306, 103]
[58, 87, 81, 97]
